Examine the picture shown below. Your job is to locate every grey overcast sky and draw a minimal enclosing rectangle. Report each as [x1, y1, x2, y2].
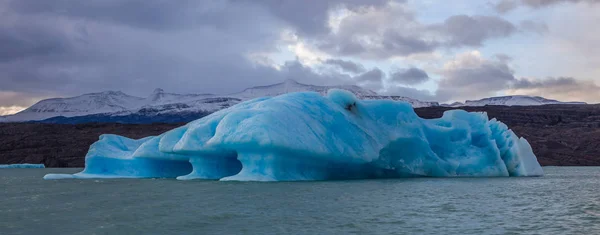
[1, 0, 599, 114]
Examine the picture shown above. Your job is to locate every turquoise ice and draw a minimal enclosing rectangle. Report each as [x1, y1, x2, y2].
[1, 164, 45, 169]
[44, 89, 543, 181]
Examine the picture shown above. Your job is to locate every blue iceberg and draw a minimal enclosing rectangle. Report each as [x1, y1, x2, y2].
[1, 164, 45, 169]
[44, 90, 543, 181]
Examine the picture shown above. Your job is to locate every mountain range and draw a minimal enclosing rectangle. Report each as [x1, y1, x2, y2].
[445, 95, 587, 107]
[0, 79, 587, 124]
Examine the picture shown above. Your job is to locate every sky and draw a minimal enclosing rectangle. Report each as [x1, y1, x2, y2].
[1, 0, 599, 115]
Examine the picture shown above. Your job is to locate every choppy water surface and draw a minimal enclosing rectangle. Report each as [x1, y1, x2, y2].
[1, 167, 599, 234]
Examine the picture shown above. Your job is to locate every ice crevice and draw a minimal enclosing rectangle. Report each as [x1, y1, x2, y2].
[44, 89, 543, 181]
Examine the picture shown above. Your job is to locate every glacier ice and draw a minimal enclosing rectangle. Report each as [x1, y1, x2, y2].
[1, 164, 45, 169]
[44, 89, 543, 181]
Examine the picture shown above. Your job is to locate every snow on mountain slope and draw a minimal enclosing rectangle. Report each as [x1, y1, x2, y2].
[1, 80, 372, 122]
[145, 88, 213, 105]
[4, 80, 583, 123]
[135, 80, 377, 115]
[231, 79, 377, 99]
[458, 95, 587, 107]
[28, 91, 143, 113]
[363, 96, 439, 108]
[442, 102, 465, 107]
[0, 88, 230, 122]
[136, 97, 242, 115]
[1, 91, 145, 122]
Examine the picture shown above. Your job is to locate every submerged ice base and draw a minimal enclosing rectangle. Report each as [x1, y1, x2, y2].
[1, 164, 45, 169]
[45, 90, 543, 181]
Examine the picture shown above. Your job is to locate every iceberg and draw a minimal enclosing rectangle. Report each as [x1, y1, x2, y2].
[44, 89, 543, 181]
[1, 164, 45, 169]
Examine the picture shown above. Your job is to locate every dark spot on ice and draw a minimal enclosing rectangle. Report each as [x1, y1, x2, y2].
[345, 102, 357, 112]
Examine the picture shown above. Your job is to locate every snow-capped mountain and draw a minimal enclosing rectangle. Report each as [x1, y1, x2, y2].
[1, 91, 145, 122]
[1, 80, 587, 123]
[0, 80, 380, 122]
[230, 79, 377, 99]
[145, 88, 213, 105]
[448, 95, 587, 107]
[363, 96, 439, 108]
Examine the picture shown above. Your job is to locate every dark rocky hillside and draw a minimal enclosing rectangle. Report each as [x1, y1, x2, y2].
[1, 104, 600, 167]
[0, 123, 181, 167]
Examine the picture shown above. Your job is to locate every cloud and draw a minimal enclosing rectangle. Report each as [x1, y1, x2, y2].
[434, 51, 600, 103]
[0, 91, 46, 108]
[389, 67, 429, 85]
[494, 53, 513, 62]
[0, 106, 26, 115]
[494, 0, 600, 13]
[0, 0, 400, 103]
[317, 3, 438, 59]
[519, 20, 549, 34]
[8, 0, 242, 31]
[435, 15, 516, 47]
[247, 0, 391, 36]
[508, 77, 600, 102]
[323, 59, 366, 73]
[0, 0, 290, 98]
[494, 0, 519, 12]
[355, 68, 384, 82]
[0, 22, 71, 63]
[0, 0, 596, 109]
[317, 3, 517, 59]
[277, 60, 354, 86]
[436, 51, 515, 101]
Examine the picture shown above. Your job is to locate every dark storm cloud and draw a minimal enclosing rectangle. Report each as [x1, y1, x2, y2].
[0, 0, 570, 110]
[0, 22, 71, 63]
[389, 67, 430, 85]
[9, 0, 210, 31]
[0, 0, 398, 104]
[0, 0, 286, 98]
[245, 0, 391, 36]
[494, 0, 600, 13]
[10, 0, 394, 35]
[323, 59, 366, 73]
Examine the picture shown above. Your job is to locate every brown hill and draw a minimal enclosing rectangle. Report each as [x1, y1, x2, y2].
[1, 104, 599, 167]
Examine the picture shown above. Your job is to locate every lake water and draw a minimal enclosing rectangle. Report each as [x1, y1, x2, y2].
[1, 167, 600, 234]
